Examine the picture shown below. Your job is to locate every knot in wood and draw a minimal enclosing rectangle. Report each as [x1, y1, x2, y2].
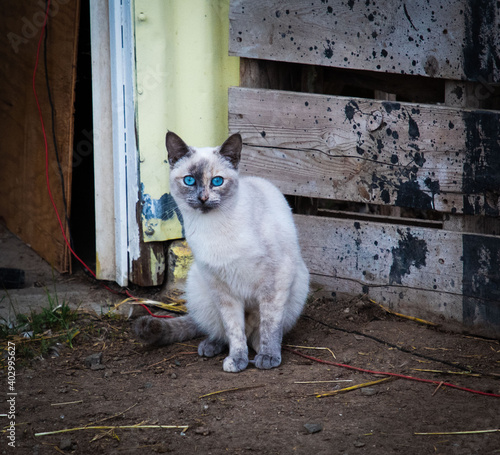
[367, 110, 383, 132]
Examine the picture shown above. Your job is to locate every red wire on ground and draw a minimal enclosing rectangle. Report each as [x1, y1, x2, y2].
[33, 0, 171, 319]
[284, 347, 500, 399]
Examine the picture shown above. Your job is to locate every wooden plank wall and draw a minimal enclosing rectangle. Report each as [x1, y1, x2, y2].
[229, 0, 500, 82]
[229, 87, 500, 218]
[0, 1, 80, 272]
[228, 0, 500, 337]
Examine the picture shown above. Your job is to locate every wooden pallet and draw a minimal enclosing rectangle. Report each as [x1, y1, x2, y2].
[228, 0, 500, 337]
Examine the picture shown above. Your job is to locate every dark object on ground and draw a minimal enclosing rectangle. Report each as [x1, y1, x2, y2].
[0, 267, 25, 289]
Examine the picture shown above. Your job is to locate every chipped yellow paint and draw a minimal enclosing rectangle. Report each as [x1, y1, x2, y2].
[165, 240, 194, 292]
[170, 241, 193, 280]
[95, 252, 101, 278]
[133, 0, 240, 243]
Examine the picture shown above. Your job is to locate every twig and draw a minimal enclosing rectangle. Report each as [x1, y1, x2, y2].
[415, 429, 500, 436]
[35, 424, 189, 437]
[285, 344, 336, 359]
[89, 403, 138, 426]
[412, 368, 480, 378]
[295, 380, 353, 384]
[464, 335, 499, 345]
[315, 377, 394, 398]
[114, 297, 187, 314]
[51, 400, 83, 407]
[90, 428, 120, 443]
[146, 352, 197, 369]
[432, 381, 444, 397]
[371, 299, 438, 326]
[199, 384, 264, 399]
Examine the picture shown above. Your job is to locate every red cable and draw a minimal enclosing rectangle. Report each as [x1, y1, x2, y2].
[284, 347, 500, 398]
[33, 0, 172, 319]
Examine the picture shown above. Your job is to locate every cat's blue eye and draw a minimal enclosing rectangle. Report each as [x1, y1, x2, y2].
[211, 176, 224, 187]
[183, 176, 196, 186]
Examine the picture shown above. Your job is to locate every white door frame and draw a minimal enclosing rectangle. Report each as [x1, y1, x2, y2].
[90, 0, 140, 286]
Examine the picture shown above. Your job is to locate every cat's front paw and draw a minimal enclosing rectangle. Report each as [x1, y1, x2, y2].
[133, 316, 163, 345]
[223, 355, 249, 373]
[255, 352, 281, 369]
[198, 338, 226, 357]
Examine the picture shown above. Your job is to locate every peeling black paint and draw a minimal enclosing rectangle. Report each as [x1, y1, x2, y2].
[389, 229, 428, 285]
[382, 101, 401, 114]
[463, 234, 500, 331]
[141, 183, 184, 225]
[381, 189, 390, 203]
[395, 181, 433, 210]
[424, 177, 440, 197]
[408, 114, 420, 140]
[463, 0, 499, 81]
[414, 152, 425, 167]
[463, 110, 500, 216]
[344, 100, 359, 121]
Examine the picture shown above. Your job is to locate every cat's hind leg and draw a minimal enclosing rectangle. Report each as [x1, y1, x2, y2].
[254, 297, 285, 370]
[255, 262, 309, 369]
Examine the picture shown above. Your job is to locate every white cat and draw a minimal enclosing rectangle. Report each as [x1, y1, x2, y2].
[134, 132, 309, 372]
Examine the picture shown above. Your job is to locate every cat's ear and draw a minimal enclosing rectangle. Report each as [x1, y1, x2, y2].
[166, 131, 191, 167]
[219, 133, 242, 169]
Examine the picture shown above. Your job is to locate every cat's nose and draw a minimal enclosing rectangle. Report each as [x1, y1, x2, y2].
[198, 192, 209, 203]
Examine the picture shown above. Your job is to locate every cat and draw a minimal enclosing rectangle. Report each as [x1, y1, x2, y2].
[134, 131, 310, 372]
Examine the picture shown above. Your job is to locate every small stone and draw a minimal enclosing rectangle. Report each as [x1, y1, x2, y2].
[84, 353, 102, 368]
[361, 387, 378, 396]
[153, 443, 169, 453]
[354, 441, 366, 448]
[304, 423, 323, 434]
[194, 426, 210, 436]
[170, 373, 178, 379]
[59, 437, 73, 451]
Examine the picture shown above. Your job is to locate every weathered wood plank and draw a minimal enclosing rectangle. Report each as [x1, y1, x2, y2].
[229, 87, 500, 216]
[229, 0, 500, 82]
[0, 1, 79, 272]
[295, 214, 500, 336]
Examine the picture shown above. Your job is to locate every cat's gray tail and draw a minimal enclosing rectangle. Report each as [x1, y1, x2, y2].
[133, 315, 203, 346]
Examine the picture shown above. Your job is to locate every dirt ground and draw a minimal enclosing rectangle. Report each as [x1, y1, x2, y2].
[2, 288, 500, 455]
